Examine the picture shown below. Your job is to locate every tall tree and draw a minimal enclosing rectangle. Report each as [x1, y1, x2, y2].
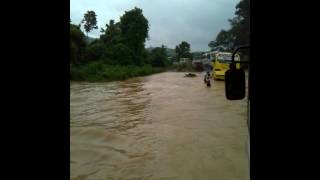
[119, 7, 149, 65]
[81, 10, 98, 37]
[70, 24, 86, 64]
[208, 0, 249, 50]
[100, 19, 122, 45]
[175, 41, 192, 60]
[208, 29, 235, 51]
[234, 0, 250, 46]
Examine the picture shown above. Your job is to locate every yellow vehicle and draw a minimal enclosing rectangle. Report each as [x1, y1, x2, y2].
[212, 52, 240, 80]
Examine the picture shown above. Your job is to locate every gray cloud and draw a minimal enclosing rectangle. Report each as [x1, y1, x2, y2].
[71, 0, 239, 52]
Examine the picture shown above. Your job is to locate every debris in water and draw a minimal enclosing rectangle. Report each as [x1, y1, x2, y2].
[185, 73, 196, 77]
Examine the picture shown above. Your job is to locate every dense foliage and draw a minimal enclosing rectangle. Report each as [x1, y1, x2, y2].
[70, 7, 171, 81]
[208, 0, 249, 51]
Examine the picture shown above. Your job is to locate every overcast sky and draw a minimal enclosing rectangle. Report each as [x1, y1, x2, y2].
[70, 0, 239, 52]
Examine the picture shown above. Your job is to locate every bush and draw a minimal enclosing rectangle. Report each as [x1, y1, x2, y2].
[147, 47, 168, 67]
[70, 64, 85, 80]
[70, 41, 78, 64]
[84, 40, 107, 62]
[70, 62, 165, 82]
[107, 44, 134, 65]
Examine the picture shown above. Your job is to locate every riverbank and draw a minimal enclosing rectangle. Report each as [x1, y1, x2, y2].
[70, 62, 199, 82]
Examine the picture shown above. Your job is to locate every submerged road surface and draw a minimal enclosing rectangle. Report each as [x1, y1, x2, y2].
[70, 72, 249, 180]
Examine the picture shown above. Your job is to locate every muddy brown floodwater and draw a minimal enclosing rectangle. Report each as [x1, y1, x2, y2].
[70, 72, 249, 180]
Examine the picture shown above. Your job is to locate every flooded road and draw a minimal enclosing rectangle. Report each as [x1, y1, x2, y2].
[70, 72, 249, 180]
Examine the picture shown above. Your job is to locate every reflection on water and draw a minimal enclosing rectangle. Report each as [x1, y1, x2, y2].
[70, 72, 249, 180]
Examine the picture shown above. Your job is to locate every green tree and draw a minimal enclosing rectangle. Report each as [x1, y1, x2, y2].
[234, 0, 250, 46]
[70, 24, 86, 64]
[84, 40, 106, 62]
[119, 7, 149, 65]
[106, 43, 133, 65]
[98, 19, 133, 65]
[100, 20, 122, 46]
[81, 10, 98, 37]
[208, 29, 235, 51]
[208, 0, 249, 50]
[175, 41, 192, 60]
[148, 45, 168, 67]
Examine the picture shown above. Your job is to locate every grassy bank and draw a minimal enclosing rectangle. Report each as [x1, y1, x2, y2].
[70, 62, 165, 82]
[70, 61, 202, 82]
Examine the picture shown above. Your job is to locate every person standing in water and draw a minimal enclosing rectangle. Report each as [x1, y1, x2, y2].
[204, 71, 211, 87]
